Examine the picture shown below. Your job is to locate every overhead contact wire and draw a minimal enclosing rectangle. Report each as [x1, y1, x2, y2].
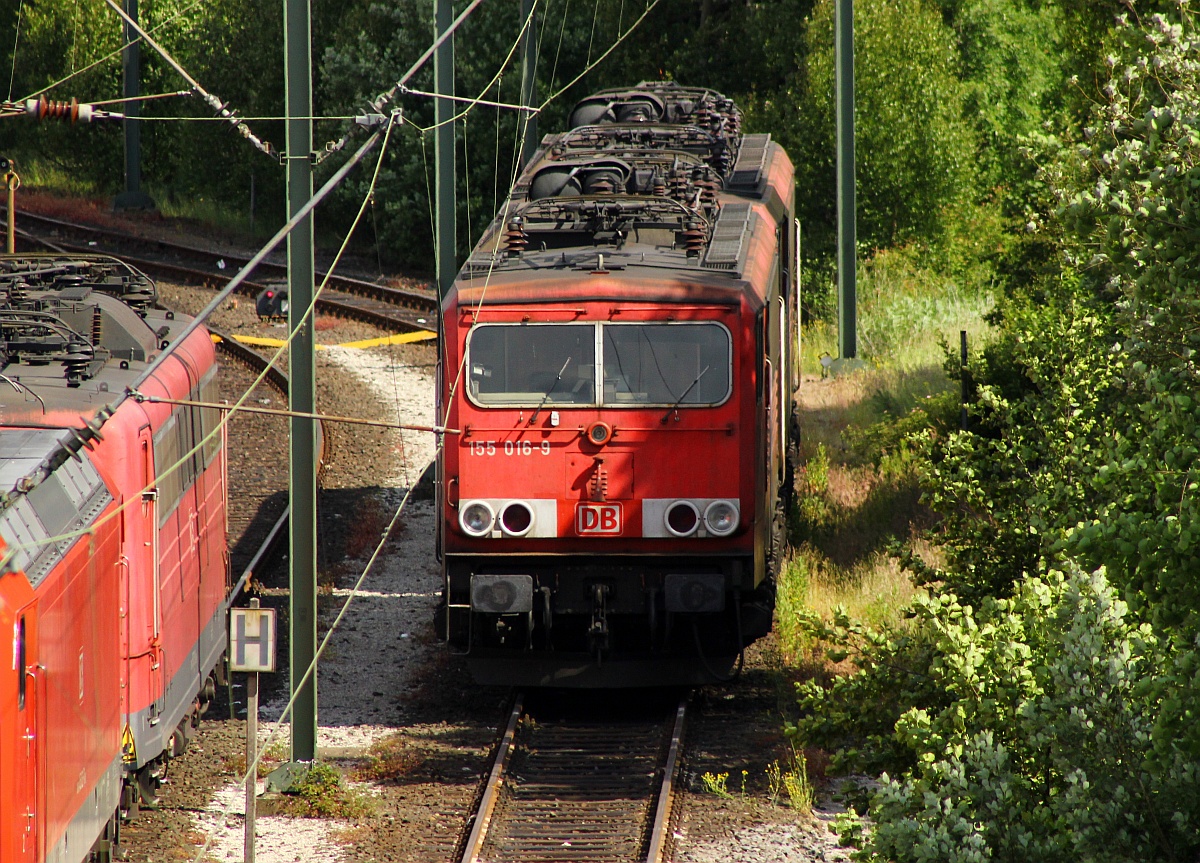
[441, 0, 664, 427]
[189, 464, 431, 863]
[313, 0, 486, 164]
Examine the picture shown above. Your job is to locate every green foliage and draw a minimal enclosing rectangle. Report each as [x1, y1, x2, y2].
[797, 443, 831, 531]
[794, 0, 977, 271]
[792, 605, 946, 777]
[936, 0, 1064, 186]
[843, 567, 1200, 862]
[796, 7, 1200, 860]
[285, 762, 373, 819]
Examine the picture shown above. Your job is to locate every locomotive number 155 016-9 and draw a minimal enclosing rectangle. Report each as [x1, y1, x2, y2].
[467, 440, 552, 456]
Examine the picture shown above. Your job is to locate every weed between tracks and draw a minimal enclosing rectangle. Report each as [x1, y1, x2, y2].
[352, 733, 424, 782]
[270, 763, 374, 819]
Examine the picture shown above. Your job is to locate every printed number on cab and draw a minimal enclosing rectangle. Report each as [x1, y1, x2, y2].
[468, 440, 551, 456]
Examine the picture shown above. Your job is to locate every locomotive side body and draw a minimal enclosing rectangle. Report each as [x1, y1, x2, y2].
[101, 333, 229, 779]
[0, 510, 123, 863]
[438, 84, 798, 686]
[0, 258, 229, 861]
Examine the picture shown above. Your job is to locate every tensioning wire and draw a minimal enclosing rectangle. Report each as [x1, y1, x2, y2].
[402, 0, 539, 138]
[187, 460, 431, 863]
[101, 0, 277, 159]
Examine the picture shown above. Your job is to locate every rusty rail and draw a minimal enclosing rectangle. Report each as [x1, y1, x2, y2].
[460, 694, 689, 863]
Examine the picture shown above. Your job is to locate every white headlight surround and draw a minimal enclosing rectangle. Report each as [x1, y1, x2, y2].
[703, 500, 739, 536]
[664, 500, 701, 537]
[460, 500, 496, 537]
[499, 500, 535, 537]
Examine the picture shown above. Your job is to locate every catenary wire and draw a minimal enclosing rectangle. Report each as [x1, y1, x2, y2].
[19, 0, 207, 102]
[312, 0, 486, 165]
[0, 117, 398, 565]
[439, 0, 663, 429]
[6, 0, 24, 102]
[188, 460, 431, 863]
[101, 0, 278, 159]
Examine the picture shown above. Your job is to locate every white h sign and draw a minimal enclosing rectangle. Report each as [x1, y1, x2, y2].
[229, 607, 277, 673]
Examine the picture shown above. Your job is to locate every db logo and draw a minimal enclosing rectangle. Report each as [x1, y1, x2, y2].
[576, 502, 622, 535]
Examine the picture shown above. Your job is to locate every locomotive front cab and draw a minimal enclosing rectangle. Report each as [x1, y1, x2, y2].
[439, 289, 773, 686]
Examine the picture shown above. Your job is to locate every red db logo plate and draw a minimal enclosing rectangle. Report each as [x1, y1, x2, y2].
[575, 502, 622, 535]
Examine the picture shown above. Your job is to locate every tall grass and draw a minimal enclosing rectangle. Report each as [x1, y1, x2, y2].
[802, 247, 994, 374]
[12, 159, 106, 198]
[777, 247, 990, 664]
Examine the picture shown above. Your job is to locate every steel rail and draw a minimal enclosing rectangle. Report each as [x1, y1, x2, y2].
[459, 694, 690, 863]
[646, 697, 688, 863]
[11, 230, 434, 333]
[209, 326, 328, 597]
[461, 693, 525, 863]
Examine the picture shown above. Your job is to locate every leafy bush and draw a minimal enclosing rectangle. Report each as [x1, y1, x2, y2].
[839, 566, 1199, 863]
[284, 762, 373, 819]
[795, 8, 1200, 860]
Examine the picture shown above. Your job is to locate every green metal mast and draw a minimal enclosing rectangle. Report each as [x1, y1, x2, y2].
[519, 0, 538, 169]
[836, 0, 856, 360]
[435, 0, 456, 300]
[115, 0, 154, 210]
[284, 0, 317, 763]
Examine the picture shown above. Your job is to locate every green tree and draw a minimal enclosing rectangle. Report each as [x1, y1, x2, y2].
[792, 0, 978, 314]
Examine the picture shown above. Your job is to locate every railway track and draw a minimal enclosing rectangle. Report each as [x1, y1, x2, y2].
[460, 693, 689, 863]
[8, 209, 438, 333]
[210, 326, 329, 597]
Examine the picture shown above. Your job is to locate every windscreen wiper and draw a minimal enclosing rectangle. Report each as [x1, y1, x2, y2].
[529, 356, 572, 425]
[661, 365, 709, 424]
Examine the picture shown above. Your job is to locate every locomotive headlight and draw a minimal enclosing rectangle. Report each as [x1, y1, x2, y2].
[499, 501, 534, 537]
[703, 500, 739, 536]
[460, 501, 496, 536]
[664, 501, 700, 537]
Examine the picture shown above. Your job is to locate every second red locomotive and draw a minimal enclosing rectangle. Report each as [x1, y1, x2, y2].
[0, 256, 229, 863]
[437, 83, 799, 686]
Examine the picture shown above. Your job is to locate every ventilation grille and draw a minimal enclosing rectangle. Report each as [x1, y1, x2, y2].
[729, 133, 771, 189]
[702, 203, 755, 271]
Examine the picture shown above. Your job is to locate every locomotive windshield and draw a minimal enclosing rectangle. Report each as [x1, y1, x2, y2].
[468, 324, 596, 406]
[466, 322, 731, 408]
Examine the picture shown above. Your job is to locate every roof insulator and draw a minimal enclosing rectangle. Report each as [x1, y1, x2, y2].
[504, 216, 529, 258]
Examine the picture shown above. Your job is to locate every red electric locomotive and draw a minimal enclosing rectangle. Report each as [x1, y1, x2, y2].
[437, 83, 799, 686]
[0, 256, 228, 862]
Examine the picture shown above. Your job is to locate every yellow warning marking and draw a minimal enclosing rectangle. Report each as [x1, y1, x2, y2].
[338, 331, 437, 349]
[121, 724, 137, 764]
[213, 332, 436, 350]
[225, 334, 307, 349]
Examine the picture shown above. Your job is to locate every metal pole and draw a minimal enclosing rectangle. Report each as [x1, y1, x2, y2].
[244, 600, 260, 863]
[519, 0, 538, 169]
[5, 171, 16, 254]
[960, 330, 969, 431]
[284, 0, 317, 765]
[115, 0, 154, 211]
[835, 0, 856, 360]
[435, 0, 456, 300]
